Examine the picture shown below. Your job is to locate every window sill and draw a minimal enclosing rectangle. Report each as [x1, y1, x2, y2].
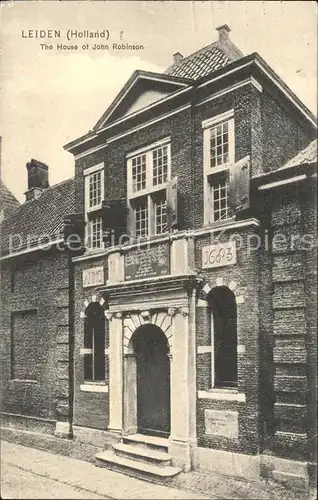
[80, 383, 108, 393]
[198, 389, 245, 402]
[86, 205, 103, 213]
[199, 217, 260, 235]
[10, 379, 38, 384]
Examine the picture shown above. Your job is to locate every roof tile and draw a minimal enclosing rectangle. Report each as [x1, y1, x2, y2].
[165, 40, 243, 81]
[1, 177, 75, 256]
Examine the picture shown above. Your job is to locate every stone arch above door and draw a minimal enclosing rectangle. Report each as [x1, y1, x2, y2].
[79, 294, 107, 319]
[197, 277, 246, 307]
[122, 309, 178, 351]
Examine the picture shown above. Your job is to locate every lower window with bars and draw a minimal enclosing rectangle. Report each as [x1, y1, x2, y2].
[83, 303, 105, 382]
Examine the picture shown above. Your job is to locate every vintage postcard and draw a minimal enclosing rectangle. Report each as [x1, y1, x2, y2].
[0, 1, 317, 499]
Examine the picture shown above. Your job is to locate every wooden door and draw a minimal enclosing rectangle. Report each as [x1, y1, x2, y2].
[135, 326, 170, 437]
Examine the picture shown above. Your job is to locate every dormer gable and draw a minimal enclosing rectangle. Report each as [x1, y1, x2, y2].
[93, 70, 192, 131]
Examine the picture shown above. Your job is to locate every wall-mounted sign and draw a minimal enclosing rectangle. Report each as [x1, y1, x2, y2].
[205, 409, 238, 438]
[124, 243, 170, 281]
[202, 241, 236, 269]
[83, 266, 104, 288]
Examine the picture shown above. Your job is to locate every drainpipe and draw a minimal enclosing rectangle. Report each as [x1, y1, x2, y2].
[68, 249, 75, 438]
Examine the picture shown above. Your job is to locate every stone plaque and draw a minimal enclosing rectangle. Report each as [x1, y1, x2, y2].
[202, 241, 236, 269]
[83, 266, 104, 288]
[124, 243, 170, 281]
[204, 409, 238, 438]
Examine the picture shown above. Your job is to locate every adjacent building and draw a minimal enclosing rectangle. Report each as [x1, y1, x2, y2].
[1, 25, 317, 489]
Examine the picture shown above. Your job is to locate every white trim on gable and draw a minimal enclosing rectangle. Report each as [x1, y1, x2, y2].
[94, 71, 191, 130]
[97, 86, 192, 135]
[107, 104, 191, 144]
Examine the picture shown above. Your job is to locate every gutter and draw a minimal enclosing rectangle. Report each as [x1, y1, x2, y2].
[0, 237, 64, 261]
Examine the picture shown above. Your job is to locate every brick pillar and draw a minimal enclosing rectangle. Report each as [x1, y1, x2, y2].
[271, 186, 308, 460]
[54, 266, 72, 438]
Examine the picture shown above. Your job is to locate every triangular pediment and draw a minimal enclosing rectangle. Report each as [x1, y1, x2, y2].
[94, 70, 191, 130]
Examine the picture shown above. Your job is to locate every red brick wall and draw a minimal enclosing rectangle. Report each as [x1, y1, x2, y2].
[73, 256, 109, 430]
[195, 226, 261, 455]
[261, 90, 314, 174]
[1, 250, 69, 422]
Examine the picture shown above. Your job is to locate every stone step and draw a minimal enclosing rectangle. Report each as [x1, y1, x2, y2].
[113, 442, 172, 467]
[122, 433, 169, 453]
[95, 449, 181, 481]
[272, 470, 309, 491]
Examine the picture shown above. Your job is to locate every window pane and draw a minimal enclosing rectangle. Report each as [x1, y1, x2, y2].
[132, 154, 146, 192]
[209, 120, 232, 169]
[88, 216, 103, 249]
[153, 145, 169, 186]
[94, 321, 105, 381]
[154, 192, 167, 235]
[135, 199, 148, 238]
[84, 354, 93, 381]
[210, 287, 237, 387]
[210, 171, 229, 222]
[88, 171, 102, 208]
[84, 304, 105, 382]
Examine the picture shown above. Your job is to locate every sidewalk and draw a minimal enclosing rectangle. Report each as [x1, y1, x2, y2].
[1, 441, 208, 499]
[1, 440, 313, 500]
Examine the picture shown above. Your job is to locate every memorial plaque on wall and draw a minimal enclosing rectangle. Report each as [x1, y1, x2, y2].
[204, 409, 239, 438]
[124, 243, 170, 281]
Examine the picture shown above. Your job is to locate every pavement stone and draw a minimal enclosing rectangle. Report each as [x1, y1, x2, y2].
[1, 441, 209, 499]
[1, 440, 314, 500]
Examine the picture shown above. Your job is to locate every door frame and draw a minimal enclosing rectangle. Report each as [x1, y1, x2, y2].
[123, 323, 171, 437]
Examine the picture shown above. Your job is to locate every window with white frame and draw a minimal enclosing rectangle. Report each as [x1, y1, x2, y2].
[87, 216, 103, 249]
[203, 110, 235, 224]
[127, 139, 170, 238]
[84, 163, 105, 250]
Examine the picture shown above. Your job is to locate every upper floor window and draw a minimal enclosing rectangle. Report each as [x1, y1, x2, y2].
[203, 110, 235, 224]
[85, 163, 104, 212]
[127, 139, 171, 238]
[84, 163, 105, 250]
[88, 170, 103, 209]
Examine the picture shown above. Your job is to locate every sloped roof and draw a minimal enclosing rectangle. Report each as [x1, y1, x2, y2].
[1, 177, 75, 256]
[279, 139, 317, 171]
[165, 38, 243, 81]
[0, 180, 20, 220]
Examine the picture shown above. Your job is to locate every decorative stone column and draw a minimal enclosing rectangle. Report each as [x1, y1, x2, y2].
[107, 312, 123, 434]
[123, 353, 137, 435]
[168, 305, 195, 471]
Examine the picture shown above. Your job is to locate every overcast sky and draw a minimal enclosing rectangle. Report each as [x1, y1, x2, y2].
[0, 0, 317, 201]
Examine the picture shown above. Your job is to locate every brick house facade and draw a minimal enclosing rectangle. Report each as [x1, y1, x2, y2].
[1, 25, 316, 488]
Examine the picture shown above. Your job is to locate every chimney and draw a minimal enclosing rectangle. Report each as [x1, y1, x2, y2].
[25, 159, 49, 201]
[216, 24, 231, 43]
[173, 52, 183, 65]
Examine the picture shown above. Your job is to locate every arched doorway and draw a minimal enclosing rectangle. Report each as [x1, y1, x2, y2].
[131, 324, 170, 437]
